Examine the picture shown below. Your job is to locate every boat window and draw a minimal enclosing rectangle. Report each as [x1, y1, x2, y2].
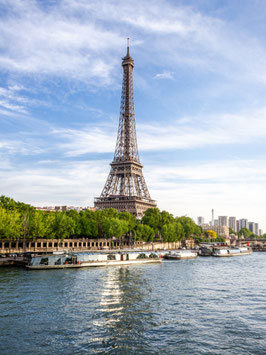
[107, 254, 116, 260]
[55, 258, 61, 265]
[137, 253, 147, 259]
[40, 257, 48, 265]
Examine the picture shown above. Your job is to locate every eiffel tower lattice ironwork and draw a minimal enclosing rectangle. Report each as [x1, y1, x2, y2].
[94, 41, 156, 217]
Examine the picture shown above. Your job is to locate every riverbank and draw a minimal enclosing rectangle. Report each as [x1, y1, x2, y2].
[0, 238, 195, 255]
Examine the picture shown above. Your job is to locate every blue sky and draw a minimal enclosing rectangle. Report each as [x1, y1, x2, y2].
[1, 0, 266, 230]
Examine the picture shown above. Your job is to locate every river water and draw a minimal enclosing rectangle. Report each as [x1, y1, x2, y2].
[0, 253, 265, 354]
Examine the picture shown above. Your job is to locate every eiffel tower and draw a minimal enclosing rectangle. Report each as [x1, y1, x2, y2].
[94, 40, 156, 217]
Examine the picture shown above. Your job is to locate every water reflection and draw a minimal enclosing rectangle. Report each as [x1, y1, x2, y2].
[93, 266, 153, 352]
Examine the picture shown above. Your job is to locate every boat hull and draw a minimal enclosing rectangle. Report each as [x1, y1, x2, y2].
[164, 255, 197, 260]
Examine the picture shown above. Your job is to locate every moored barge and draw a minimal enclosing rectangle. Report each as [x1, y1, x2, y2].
[212, 246, 252, 257]
[164, 250, 198, 260]
[27, 251, 162, 270]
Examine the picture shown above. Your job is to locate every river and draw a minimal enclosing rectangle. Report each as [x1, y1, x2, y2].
[0, 253, 265, 354]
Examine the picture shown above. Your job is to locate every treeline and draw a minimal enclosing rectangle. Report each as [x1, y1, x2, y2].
[236, 227, 264, 240]
[0, 196, 203, 242]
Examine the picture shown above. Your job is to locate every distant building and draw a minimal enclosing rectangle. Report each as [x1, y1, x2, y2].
[218, 216, 228, 227]
[236, 220, 240, 233]
[35, 205, 95, 213]
[259, 229, 263, 236]
[201, 224, 229, 238]
[228, 217, 236, 231]
[239, 218, 248, 230]
[214, 219, 219, 226]
[254, 223, 259, 235]
[197, 216, 205, 226]
[85, 207, 96, 212]
[211, 209, 214, 226]
[35, 206, 56, 212]
[248, 222, 255, 233]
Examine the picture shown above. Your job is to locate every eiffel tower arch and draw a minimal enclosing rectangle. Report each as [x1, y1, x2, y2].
[94, 41, 156, 217]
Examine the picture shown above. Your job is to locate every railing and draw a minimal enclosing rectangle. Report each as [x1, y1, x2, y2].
[94, 196, 156, 204]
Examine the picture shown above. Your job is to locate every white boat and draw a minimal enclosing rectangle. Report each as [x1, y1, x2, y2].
[164, 250, 198, 260]
[212, 247, 252, 257]
[26, 251, 162, 270]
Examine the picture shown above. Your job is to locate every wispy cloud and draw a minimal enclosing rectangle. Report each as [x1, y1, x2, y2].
[48, 107, 266, 156]
[144, 158, 266, 229]
[52, 126, 116, 156]
[1, 0, 266, 87]
[154, 71, 174, 79]
[1, 155, 265, 229]
[0, 1, 123, 84]
[0, 159, 109, 206]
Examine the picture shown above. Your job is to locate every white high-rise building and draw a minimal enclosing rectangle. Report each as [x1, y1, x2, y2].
[229, 217, 236, 232]
[239, 219, 248, 230]
[218, 216, 228, 227]
[197, 216, 205, 226]
[255, 223, 259, 235]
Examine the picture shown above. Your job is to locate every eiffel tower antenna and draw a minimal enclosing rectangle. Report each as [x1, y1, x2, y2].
[94, 41, 156, 217]
[127, 37, 130, 56]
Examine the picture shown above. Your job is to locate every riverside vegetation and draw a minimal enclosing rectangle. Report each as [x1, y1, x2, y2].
[0, 196, 263, 243]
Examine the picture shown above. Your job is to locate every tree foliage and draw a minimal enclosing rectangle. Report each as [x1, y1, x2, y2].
[0, 196, 202, 242]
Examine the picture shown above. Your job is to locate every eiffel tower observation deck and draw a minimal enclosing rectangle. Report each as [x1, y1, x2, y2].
[94, 40, 156, 217]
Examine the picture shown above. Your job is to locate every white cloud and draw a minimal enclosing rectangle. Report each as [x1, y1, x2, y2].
[1, 0, 266, 87]
[144, 159, 266, 230]
[52, 126, 116, 156]
[0, 140, 43, 155]
[60, 0, 266, 84]
[1, 155, 265, 230]
[0, 1, 122, 84]
[0, 159, 109, 207]
[154, 71, 174, 79]
[49, 107, 266, 156]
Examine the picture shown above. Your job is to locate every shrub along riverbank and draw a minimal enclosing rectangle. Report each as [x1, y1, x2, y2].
[0, 195, 224, 243]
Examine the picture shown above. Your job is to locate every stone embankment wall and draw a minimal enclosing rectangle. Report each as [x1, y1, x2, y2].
[0, 238, 195, 254]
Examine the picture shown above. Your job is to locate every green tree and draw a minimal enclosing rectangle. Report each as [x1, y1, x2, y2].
[79, 214, 98, 238]
[0, 207, 22, 239]
[136, 224, 154, 242]
[29, 211, 46, 239]
[238, 228, 251, 238]
[102, 218, 128, 239]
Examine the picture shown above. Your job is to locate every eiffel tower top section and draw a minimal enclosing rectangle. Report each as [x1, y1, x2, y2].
[113, 38, 140, 163]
